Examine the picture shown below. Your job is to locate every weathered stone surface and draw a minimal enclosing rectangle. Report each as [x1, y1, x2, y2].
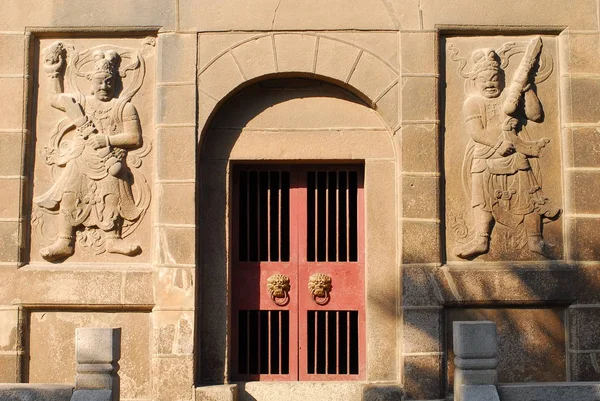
[446, 307, 566, 395]
[403, 354, 442, 400]
[0, 384, 73, 401]
[498, 382, 600, 401]
[239, 382, 363, 401]
[362, 384, 404, 401]
[195, 384, 238, 401]
[28, 312, 150, 400]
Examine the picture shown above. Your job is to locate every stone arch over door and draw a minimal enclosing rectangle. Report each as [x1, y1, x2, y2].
[197, 32, 400, 141]
[197, 73, 400, 393]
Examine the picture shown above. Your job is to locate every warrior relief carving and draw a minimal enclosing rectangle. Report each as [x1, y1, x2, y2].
[449, 37, 561, 260]
[32, 40, 153, 262]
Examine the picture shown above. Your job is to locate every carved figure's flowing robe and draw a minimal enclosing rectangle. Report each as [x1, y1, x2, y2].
[464, 94, 550, 228]
[34, 99, 142, 231]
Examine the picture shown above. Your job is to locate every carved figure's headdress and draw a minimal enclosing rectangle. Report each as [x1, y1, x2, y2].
[469, 48, 501, 80]
[88, 50, 120, 80]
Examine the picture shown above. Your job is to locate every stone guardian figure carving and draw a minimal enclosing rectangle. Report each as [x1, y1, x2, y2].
[452, 37, 561, 260]
[33, 41, 152, 261]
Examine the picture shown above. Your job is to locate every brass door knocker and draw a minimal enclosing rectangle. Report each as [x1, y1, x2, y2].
[267, 274, 291, 306]
[308, 273, 332, 305]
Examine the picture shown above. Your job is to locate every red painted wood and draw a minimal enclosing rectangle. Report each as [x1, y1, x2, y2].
[231, 164, 365, 382]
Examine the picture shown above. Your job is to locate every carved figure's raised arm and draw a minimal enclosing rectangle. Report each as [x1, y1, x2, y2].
[42, 42, 69, 111]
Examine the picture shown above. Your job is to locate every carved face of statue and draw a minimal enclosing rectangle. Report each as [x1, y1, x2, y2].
[90, 73, 115, 101]
[475, 69, 503, 99]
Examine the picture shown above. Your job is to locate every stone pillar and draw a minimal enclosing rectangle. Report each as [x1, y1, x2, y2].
[71, 328, 121, 401]
[453, 321, 499, 401]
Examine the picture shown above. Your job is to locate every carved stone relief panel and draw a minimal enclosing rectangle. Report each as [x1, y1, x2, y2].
[30, 37, 155, 264]
[444, 35, 563, 262]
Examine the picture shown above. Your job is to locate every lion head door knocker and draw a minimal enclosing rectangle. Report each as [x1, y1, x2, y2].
[308, 273, 332, 305]
[267, 274, 291, 306]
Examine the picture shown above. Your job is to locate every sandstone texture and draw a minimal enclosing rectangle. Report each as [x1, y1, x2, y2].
[0, 1, 599, 400]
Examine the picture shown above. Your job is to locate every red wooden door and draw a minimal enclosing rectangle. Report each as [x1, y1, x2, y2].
[231, 165, 365, 381]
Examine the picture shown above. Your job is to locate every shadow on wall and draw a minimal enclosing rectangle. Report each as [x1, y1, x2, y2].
[401, 262, 600, 400]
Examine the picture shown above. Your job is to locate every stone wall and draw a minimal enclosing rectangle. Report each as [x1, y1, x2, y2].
[1, 1, 600, 400]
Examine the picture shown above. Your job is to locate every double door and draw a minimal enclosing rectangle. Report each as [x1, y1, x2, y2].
[231, 165, 365, 381]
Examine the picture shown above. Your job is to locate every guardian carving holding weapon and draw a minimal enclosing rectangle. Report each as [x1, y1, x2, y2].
[33, 41, 151, 261]
[454, 37, 561, 259]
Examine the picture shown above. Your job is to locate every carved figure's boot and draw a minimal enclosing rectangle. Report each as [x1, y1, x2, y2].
[528, 234, 550, 257]
[40, 235, 74, 262]
[455, 233, 490, 260]
[105, 233, 141, 256]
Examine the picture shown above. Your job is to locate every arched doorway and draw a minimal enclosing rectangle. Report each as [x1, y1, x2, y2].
[198, 77, 399, 399]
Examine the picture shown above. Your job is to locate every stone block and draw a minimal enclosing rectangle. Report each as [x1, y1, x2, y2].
[403, 308, 441, 353]
[570, 127, 600, 167]
[0, 34, 26, 75]
[401, 124, 438, 173]
[570, 350, 600, 381]
[461, 385, 500, 401]
[0, 354, 20, 382]
[0, 133, 24, 176]
[315, 37, 361, 84]
[569, 308, 600, 351]
[180, 0, 397, 31]
[0, 0, 176, 31]
[402, 266, 445, 307]
[152, 310, 194, 355]
[402, 175, 439, 219]
[157, 85, 196, 126]
[348, 51, 398, 103]
[0, 221, 20, 263]
[156, 226, 196, 266]
[157, 182, 195, 225]
[152, 356, 194, 401]
[570, 171, 600, 214]
[419, 0, 597, 30]
[274, 33, 317, 73]
[199, 52, 245, 100]
[28, 311, 150, 400]
[157, 127, 196, 181]
[374, 82, 399, 130]
[17, 270, 122, 305]
[403, 354, 442, 400]
[453, 321, 497, 359]
[0, 307, 20, 352]
[567, 33, 600, 74]
[198, 90, 219, 134]
[0, 78, 24, 130]
[568, 77, 600, 124]
[362, 384, 404, 401]
[195, 384, 238, 401]
[325, 32, 399, 70]
[498, 382, 600, 401]
[76, 327, 120, 364]
[154, 268, 195, 309]
[402, 220, 440, 264]
[0, 384, 73, 401]
[157, 33, 197, 83]
[570, 217, 600, 261]
[0, 179, 21, 218]
[198, 33, 256, 70]
[447, 307, 566, 393]
[239, 382, 362, 401]
[71, 389, 112, 401]
[122, 271, 154, 305]
[401, 32, 436, 74]
[401, 76, 437, 122]
[230, 35, 276, 79]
